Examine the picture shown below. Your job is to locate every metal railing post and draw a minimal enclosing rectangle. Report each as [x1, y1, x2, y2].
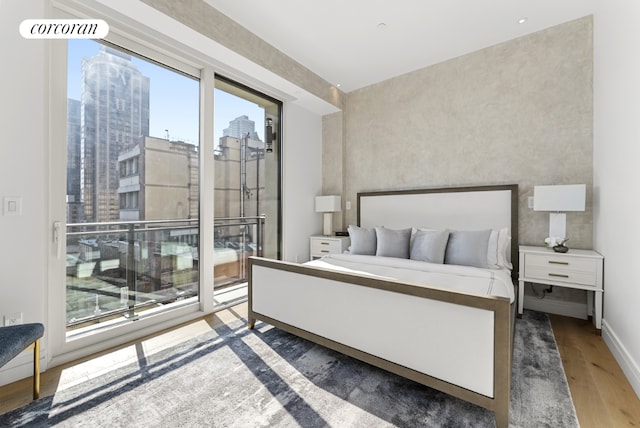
[126, 223, 136, 318]
[258, 216, 264, 257]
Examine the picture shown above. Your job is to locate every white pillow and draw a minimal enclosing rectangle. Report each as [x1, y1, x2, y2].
[497, 228, 512, 269]
[487, 227, 512, 269]
[487, 229, 500, 268]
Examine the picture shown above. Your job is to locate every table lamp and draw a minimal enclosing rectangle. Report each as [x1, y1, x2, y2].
[533, 184, 586, 249]
[315, 195, 341, 236]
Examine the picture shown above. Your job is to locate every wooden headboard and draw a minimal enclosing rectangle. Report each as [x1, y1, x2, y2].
[356, 184, 519, 281]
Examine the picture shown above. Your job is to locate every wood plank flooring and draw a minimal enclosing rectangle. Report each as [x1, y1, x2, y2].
[549, 314, 640, 428]
[1, 305, 638, 428]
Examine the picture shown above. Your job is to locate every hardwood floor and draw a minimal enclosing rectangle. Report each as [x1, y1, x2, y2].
[549, 314, 640, 428]
[1, 305, 638, 428]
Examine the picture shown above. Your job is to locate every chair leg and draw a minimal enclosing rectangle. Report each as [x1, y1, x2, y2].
[33, 339, 40, 400]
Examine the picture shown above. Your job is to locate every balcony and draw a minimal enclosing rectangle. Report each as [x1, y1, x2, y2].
[65, 216, 264, 331]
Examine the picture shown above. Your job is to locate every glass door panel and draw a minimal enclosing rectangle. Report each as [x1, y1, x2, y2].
[65, 39, 200, 332]
[213, 77, 281, 305]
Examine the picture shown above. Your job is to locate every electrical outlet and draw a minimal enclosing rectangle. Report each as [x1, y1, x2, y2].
[4, 312, 23, 326]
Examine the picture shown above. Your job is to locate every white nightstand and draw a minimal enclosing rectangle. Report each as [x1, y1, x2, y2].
[518, 245, 604, 329]
[310, 236, 350, 259]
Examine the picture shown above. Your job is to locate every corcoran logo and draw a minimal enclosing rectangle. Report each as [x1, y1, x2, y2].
[20, 19, 109, 39]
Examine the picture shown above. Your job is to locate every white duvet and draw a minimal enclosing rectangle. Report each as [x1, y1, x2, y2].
[305, 253, 515, 303]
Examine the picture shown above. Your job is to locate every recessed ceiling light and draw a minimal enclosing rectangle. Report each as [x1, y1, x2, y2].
[336, 83, 341, 88]
[518, 17, 528, 24]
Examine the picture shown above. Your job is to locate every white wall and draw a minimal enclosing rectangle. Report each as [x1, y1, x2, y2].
[0, 0, 49, 383]
[593, 0, 640, 398]
[282, 103, 324, 262]
[0, 0, 328, 385]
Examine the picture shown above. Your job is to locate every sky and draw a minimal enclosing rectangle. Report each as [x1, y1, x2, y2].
[67, 39, 265, 146]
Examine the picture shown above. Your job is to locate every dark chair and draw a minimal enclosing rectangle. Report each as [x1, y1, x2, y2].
[0, 323, 45, 399]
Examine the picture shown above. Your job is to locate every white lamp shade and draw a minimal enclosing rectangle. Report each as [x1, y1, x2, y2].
[315, 195, 341, 212]
[533, 184, 586, 212]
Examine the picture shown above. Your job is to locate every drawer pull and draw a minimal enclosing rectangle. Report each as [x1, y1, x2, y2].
[549, 273, 569, 278]
[321, 250, 330, 253]
[320, 242, 330, 245]
[548, 261, 569, 265]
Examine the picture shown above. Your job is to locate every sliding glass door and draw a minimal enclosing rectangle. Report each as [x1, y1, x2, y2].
[64, 39, 201, 332]
[53, 21, 282, 357]
[212, 77, 281, 305]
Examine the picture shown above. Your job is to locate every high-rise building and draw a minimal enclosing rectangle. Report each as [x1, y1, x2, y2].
[67, 98, 83, 224]
[81, 46, 150, 222]
[222, 115, 260, 140]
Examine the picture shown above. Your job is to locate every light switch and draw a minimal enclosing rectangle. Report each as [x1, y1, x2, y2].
[3, 197, 22, 216]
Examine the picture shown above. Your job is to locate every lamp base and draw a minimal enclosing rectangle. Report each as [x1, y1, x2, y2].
[322, 212, 333, 236]
[548, 212, 566, 240]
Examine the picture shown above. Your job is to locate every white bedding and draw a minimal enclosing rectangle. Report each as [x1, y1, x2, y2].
[305, 253, 515, 303]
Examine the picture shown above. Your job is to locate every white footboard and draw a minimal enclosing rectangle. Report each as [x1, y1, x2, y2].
[248, 257, 514, 427]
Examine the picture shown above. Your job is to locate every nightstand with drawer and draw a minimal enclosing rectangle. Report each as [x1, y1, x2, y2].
[310, 236, 350, 259]
[518, 245, 604, 329]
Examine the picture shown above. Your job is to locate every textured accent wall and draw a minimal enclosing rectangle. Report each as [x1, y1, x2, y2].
[322, 112, 345, 232]
[333, 17, 593, 251]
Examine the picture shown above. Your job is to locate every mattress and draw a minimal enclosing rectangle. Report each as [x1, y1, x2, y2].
[305, 253, 515, 303]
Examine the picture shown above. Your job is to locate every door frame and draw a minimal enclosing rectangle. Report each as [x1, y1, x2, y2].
[46, 4, 216, 367]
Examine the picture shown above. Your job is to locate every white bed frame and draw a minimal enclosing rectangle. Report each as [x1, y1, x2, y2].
[248, 184, 518, 427]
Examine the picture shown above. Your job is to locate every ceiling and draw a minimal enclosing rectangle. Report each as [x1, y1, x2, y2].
[204, 0, 596, 93]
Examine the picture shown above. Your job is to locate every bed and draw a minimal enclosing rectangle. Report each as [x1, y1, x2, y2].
[248, 184, 519, 427]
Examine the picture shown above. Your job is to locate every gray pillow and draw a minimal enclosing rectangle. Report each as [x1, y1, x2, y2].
[375, 227, 411, 258]
[410, 230, 450, 264]
[347, 225, 377, 255]
[445, 229, 491, 268]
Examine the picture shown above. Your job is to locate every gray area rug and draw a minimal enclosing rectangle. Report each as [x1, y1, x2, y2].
[0, 310, 578, 427]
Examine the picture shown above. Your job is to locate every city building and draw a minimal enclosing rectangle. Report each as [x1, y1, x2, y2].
[118, 136, 199, 222]
[66, 98, 83, 224]
[81, 46, 150, 223]
[215, 135, 265, 221]
[222, 115, 260, 140]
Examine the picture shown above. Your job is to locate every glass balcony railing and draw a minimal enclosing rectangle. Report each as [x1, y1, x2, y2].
[213, 216, 264, 286]
[66, 216, 264, 331]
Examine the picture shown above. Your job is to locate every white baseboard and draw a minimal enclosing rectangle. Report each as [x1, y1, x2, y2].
[602, 319, 640, 400]
[0, 348, 48, 387]
[523, 295, 588, 320]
